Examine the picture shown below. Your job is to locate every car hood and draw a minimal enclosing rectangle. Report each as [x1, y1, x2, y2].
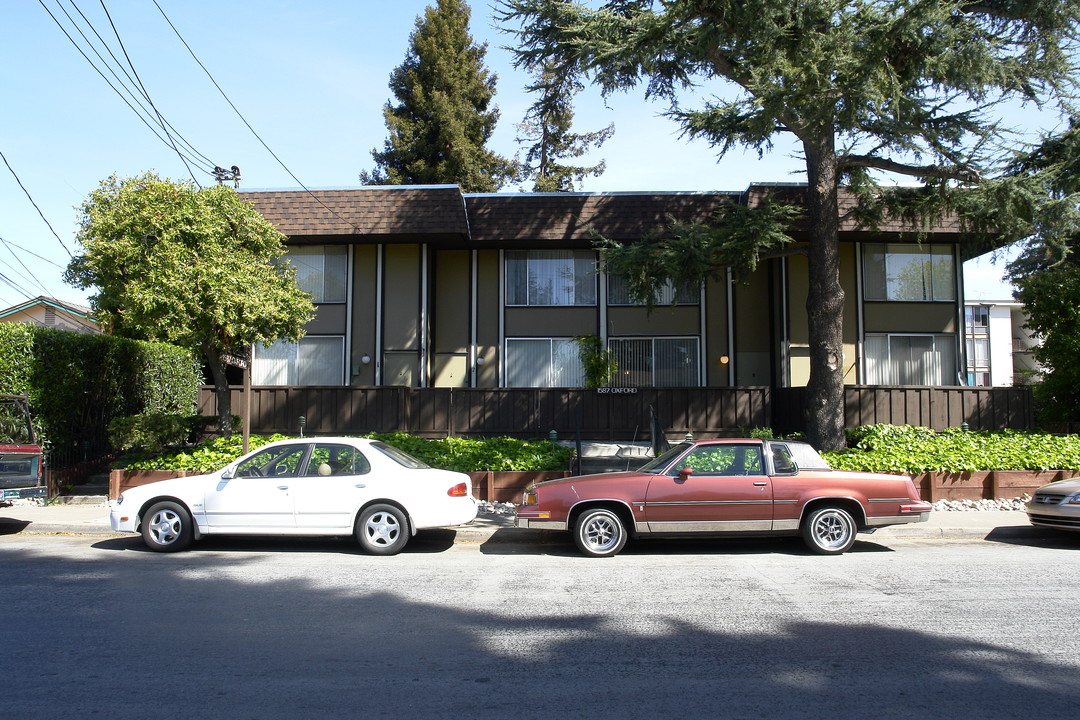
[1036, 477, 1080, 494]
[119, 471, 219, 501]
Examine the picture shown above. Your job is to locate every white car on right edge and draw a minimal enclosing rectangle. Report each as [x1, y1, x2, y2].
[1027, 477, 1080, 532]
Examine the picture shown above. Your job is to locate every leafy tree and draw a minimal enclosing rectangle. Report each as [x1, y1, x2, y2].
[500, 0, 1079, 450]
[361, 0, 517, 192]
[517, 61, 615, 191]
[64, 173, 315, 436]
[999, 119, 1080, 421]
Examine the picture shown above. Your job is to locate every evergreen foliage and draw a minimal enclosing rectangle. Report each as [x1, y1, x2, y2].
[64, 172, 315, 436]
[361, 0, 518, 192]
[517, 61, 614, 191]
[499, 0, 1080, 450]
[1001, 119, 1080, 422]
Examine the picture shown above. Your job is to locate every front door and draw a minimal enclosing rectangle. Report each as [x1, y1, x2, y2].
[644, 444, 773, 532]
[203, 443, 310, 530]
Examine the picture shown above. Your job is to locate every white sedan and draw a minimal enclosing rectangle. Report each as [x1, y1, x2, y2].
[110, 437, 477, 555]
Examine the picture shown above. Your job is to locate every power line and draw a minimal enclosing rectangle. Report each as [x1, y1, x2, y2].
[0, 149, 72, 258]
[0, 236, 58, 298]
[151, 0, 369, 232]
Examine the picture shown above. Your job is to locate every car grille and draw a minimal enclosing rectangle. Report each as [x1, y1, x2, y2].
[1028, 513, 1080, 529]
[1032, 493, 1066, 506]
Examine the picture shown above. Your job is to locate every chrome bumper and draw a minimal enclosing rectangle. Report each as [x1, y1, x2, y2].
[516, 517, 568, 531]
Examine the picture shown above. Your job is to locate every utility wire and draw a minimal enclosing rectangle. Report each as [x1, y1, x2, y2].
[37, 0, 216, 181]
[152, 0, 369, 232]
[58, 0, 216, 173]
[0, 237, 57, 298]
[1, 149, 72, 257]
[97, 0, 200, 185]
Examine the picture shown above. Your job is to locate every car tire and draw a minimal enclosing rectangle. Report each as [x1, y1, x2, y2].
[355, 504, 409, 556]
[573, 507, 627, 557]
[141, 501, 194, 553]
[801, 506, 857, 555]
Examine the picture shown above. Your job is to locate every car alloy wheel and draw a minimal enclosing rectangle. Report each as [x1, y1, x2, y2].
[141, 501, 194, 552]
[574, 507, 627, 557]
[356, 504, 409, 556]
[802, 506, 857, 555]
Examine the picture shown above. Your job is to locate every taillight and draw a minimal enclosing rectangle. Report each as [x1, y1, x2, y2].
[447, 482, 468, 497]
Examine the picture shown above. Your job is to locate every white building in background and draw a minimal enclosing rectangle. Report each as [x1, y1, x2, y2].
[964, 300, 1041, 387]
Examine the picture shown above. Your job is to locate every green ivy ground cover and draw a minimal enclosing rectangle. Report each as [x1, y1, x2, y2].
[119, 432, 574, 474]
[823, 424, 1080, 475]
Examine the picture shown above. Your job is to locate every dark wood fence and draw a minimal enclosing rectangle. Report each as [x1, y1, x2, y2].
[198, 384, 1033, 439]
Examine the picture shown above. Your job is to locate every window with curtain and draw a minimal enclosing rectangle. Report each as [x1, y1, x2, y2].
[609, 337, 700, 387]
[863, 244, 955, 302]
[284, 245, 347, 303]
[864, 334, 957, 385]
[253, 337, 345, 386]
[606, 275, 699, 305]
[505, 338, 585, 387]
[505, 250, 596, 306]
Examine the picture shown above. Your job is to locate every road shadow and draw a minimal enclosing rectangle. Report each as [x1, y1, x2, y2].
[91, 528, 458, 554]
[984, 525, 1080, 549]
[479, 530, 893, 556]
[0, 518, 31, 535]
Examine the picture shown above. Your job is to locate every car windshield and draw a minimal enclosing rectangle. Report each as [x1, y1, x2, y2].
[637, 443, 693, 474]
[371, 442, 430, 469]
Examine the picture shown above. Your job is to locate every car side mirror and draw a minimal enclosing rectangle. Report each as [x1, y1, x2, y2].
[221, 467, 234, 480]
[678, 467, 693, 481]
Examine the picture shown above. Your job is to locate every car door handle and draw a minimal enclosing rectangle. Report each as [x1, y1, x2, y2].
[277, 485, 289, 490]
[753, 481, 767, 486]
[354, 483, 366, 489]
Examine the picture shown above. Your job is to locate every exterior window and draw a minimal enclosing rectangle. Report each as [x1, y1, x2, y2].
[964, 305, 991, 386]
[965, 305, 990, 332]
[863, 244, 955, 302]
[505, 338, 584, 387]
[285, 245, 347, 303]
[506, 250, 596, 306]
[609, 337, 700, 387]
[864, 334, 957, 385]
[607, 275, 699, 305]
[253, 337, 345, 385]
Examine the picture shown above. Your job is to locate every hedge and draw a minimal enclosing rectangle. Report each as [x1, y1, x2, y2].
[0, 324, 202, 457]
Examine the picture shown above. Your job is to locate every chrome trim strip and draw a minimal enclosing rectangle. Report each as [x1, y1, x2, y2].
[517, 518, 567, 531]
[865, 513, 929, 527]
[772, 519, 800, 531]
[646, 500, 772, 507]
[868, 498, 912, 503]
[773, 499, 798, 505]
[644, 519, 773, 533]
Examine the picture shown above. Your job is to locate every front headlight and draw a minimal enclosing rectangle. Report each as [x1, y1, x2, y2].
[1065, 492, 1080, 505]
[116, 494, 124, 505]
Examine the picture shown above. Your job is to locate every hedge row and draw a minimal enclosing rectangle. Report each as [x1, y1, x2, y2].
[0, 323, 201, 456]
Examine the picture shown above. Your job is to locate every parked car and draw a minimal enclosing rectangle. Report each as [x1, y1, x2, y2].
[515, 439, 930, 557]
[1026, 477, 1080, 532]
[110, 437, 477, 554]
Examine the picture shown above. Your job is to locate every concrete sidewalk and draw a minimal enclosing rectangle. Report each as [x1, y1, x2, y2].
[0, 500, 1036, 543]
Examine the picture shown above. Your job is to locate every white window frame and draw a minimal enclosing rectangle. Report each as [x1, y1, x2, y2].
[284, 245, 348, 304]
[606, 275, 699, 306]
[608, 336, 701, 388]
[504, 250, 597, 307]
[863, 243, 956, 302]
[864, 333, 957, 386]
[253, 336, 346, 386]
[504, 338, 585, 387]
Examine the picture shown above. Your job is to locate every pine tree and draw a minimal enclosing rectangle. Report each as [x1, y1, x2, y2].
[517, 62, 614, 192]
[361, 0, 517, 192]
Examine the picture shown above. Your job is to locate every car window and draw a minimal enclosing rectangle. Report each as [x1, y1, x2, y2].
[769, 444, 797, 474]
[639, 442, 693, 473]
[670, 445, 764, 476]
[235, 444, 309, 478]
[785, 442, 831, 471]
[304, 444, 371, 477]
[371, 442, 430, 469]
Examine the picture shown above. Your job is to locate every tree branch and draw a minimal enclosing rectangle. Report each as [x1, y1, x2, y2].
[836, 154, 981, 182]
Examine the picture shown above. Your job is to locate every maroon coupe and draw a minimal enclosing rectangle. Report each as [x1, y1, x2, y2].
[516, 439, 931, 557]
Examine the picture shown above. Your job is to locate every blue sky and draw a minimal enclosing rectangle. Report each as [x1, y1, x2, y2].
[1, 1, 1050, 309]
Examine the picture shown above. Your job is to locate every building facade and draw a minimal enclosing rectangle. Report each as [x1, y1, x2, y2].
[240, 184, 981, 391]
[964, 300, 1042, 387]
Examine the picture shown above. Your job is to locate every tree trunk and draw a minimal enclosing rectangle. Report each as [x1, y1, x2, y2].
[202, 341, 233, 438]
[802, 136, 847, 452]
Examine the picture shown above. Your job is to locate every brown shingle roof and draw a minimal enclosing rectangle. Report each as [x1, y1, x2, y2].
[240, 186, 469, 239]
